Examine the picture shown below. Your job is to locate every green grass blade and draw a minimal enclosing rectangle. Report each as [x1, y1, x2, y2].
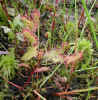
[81, 0, 98, 48]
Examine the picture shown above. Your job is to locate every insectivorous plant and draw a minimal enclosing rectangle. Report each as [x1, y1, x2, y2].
[19, 9, 40, 61]
[43, 44, 83, 73]
[64, 51, 83, 73]
[42, 38, 93, 73]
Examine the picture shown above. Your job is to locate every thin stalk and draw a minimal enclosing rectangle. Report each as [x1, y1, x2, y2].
[38, 24, 40, 49]
[75, 66, 98, 72]
[33, 90, 46, 100]
[40, 64, 61, 88]
[3, 77, 24, 90]
[54, 87, 98, 95]
[75, 0, 78, 40]
[86, 78, 94, 100]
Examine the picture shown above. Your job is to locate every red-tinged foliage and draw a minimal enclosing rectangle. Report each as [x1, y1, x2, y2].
[54, 75, 67, 91]
[22, 28, 39, 47]
[20, 9, 40, 48]
[78, 8, 85, 27]
[20, 10, 40, 61]
[3, 77, 24, 90]
[24, 66, 50, 87]
[64, 52, 83, 72]
[24, 68, 35, 87]
[31, 9, 40, 32]
[21, 9, 40, 35]
[34, 67, 50, 73]
[21, 16, 33, 30]
[8, 81, 24, 90]
[18, 63, 30, 69]
[51, 19, 55, 32]
[31, 9, 40, 20]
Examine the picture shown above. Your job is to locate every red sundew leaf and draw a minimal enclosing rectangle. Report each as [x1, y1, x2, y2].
[64, 52, 83, 67]
[43, 47, 83, 67]
[20, 9, 40, 61]
[21, 16, 34, 30]
[31, 9, 40, 32]
[21, 9, 40, 32]
[22, 28, 38, 46]
[31, 9, 40, 21]
[34, 67, 50, 73]
[20, 9, 40, 46]
[18, 63, 30, 69]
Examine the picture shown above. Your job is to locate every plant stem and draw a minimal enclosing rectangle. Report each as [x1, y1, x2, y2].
[33, 90, 46, 100]
[81, 0, 98, 48]
[40, 64, 61, 88]
[54, 87, 98, 95]
[75, 66, 98, 72]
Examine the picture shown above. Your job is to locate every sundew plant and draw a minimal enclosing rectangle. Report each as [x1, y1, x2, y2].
[0, 0, 97, 99]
